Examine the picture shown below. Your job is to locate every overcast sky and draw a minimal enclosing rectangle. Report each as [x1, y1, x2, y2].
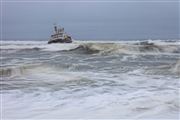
[1, 1, 179, 40]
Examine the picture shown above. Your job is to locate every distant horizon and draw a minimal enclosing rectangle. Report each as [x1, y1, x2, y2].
[1, 38, 180, 41]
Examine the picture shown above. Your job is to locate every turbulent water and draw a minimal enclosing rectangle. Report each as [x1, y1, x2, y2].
[1, 40, 180, 119]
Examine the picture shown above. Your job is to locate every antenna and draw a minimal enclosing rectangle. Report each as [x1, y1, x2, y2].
[53, 23, 58, 34]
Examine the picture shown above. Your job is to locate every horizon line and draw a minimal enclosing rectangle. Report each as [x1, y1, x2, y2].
[1, 0, 180, 3]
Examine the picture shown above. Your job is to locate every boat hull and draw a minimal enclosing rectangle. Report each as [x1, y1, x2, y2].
[48, 37, 72, 44]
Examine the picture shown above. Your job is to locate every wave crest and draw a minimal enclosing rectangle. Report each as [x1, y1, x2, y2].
[70, 42, 180, 55]
[1, 40, 180, 55]
[171, 60, 180, 75]
[0, 64, 41, 77]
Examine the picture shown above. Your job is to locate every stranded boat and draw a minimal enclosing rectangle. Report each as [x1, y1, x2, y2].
[48, 25, 72, 44]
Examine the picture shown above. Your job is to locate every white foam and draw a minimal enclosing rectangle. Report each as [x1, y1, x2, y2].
[0, 40, 46, 45]
[2, 71, 179, 119]
[42, 43, 80, 51]
[0, 41, 80, 51]
[171, 60, 180, 75]
[1, 40, 180, 54]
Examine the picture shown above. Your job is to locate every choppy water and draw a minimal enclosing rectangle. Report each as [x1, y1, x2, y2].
[1, 40, 180, 119]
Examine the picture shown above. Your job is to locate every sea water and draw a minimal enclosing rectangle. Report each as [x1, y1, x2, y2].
[0, 40, 180, 119]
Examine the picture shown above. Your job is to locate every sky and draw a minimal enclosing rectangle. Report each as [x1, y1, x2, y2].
[1, 0, 179, 40]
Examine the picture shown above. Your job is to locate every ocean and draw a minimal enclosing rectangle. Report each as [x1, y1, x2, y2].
[0, 39, 180, 119]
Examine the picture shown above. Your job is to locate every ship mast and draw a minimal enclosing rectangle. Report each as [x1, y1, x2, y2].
[54, 25, 58, 34]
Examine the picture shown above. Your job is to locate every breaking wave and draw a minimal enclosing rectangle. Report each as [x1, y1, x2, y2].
[144, 59, 180, 76]
[71, 42, 180, 55]
[171, 60, 180, 75]
[1, 40, 180, 54]
[0, 63, 94, 77]
[0, 43, 79, 52]
[0, 64, 42, 77]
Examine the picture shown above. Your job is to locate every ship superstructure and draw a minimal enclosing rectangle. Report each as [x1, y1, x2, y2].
[48, 25, 72, 44]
